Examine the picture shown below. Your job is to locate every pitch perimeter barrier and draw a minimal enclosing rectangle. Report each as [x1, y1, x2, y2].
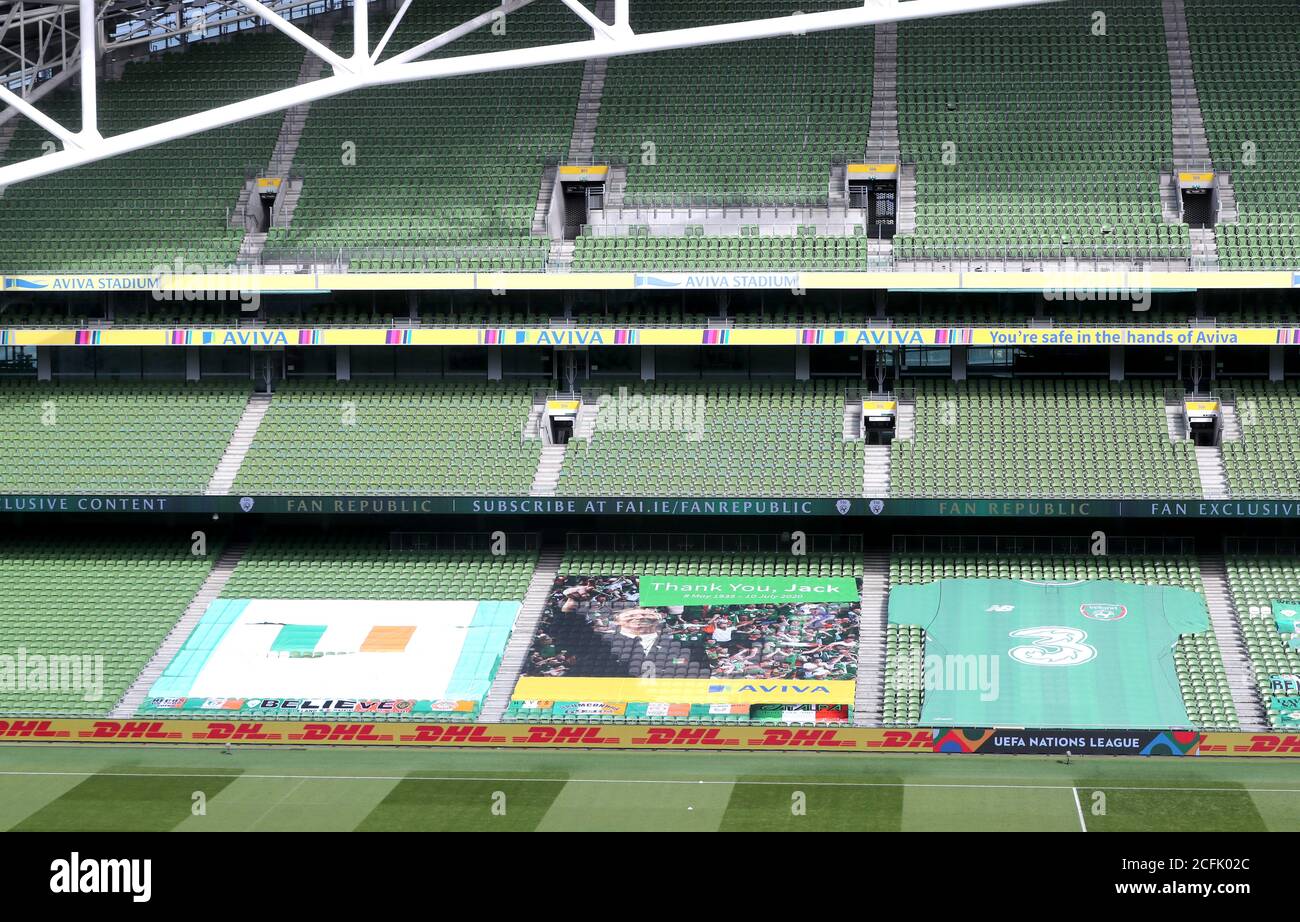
[0, 719, 1296, 756]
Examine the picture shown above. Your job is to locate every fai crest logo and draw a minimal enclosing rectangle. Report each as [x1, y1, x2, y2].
[1081, 602, 1127, 622]
[868, 499, 884, 516]
[836, 499, 851, 515]
[239, 496, 255, 513]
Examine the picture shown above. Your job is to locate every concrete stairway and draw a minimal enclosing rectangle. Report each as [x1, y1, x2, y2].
[863, 445, 890, 496]
[110, 538, 252, 718]
[1216, 173, 1239, 224]
[604, 166, 628, 208]
[842, 403, 860, 440]
[531, 444, 567, 496]
[0, 121, 17, 160]
[1162, 0, 1212, 166]
[853, 551, 890, 726]
[569, 56, 608, 162]
[574, 401, 600, 440]
[1190, 226, 1219, 270]
[1160, 173, 1183, 223]
[206, 392, 272, 496]
[1199, 553, 1269, 730]
[234, 16, 336, 263]
[895, 163, 917, 235]
[1195, 444, 1229, 499]
[864, 23, 899, 163]
[1165, 404, 1187, 441]
[549, 239, 576, 270]
[478, 550, 564, 722]
[895, 402, 915, 440]
[828, 162, 848, 210]
[531, 164, 559, 236]
[1220, 403, 1243, 440]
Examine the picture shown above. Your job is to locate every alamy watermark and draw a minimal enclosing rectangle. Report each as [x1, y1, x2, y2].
[0, 648, 104, 703]
[596, 387, 706, 442]
[150, 256, 260, 311]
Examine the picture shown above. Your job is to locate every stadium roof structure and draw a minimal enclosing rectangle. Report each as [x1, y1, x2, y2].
[0, 0, 1066, 190]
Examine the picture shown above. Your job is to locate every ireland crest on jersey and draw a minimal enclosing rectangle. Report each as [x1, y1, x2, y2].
[1081, 602, 1127, 622]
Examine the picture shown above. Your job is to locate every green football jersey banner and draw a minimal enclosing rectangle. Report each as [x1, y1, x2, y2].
[888, 579, 1210, 729]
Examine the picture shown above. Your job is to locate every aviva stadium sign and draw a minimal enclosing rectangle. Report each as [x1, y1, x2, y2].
[5, 495, 1300, 518]
[3, 268, 1299, 293]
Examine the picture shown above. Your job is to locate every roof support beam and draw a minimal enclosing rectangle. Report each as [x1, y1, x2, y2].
[0, 0, 1064, 188]
[235, 0, 353, 73]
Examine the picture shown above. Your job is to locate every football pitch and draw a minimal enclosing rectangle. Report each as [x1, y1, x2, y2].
[1, 745, 1297, 832]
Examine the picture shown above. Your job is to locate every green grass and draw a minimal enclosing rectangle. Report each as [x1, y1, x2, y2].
[1, 745, 1296, 831]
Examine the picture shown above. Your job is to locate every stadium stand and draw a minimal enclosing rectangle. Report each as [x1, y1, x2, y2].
[893, 0, 1186, 264]
[888, 379, 1202, 498]
[0, 32, 300, 272]
[0, 381, 248, 493]
[0, 537, 214, 715]
[555, 381, 864, 497]
[596, 1, 872, 206]
[220, 534, 537, 601]
[232, 381, 541, 495]
[263, 1, 586, 269]
[1185, 0, 1300, 270]
[885, 548, 1237, 729]
[1219, 381, 1300, 497]
[1223, 552, 1300, 728]
[574, 234, 882, 270]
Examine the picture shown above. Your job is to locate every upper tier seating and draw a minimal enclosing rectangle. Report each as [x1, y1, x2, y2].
[556, 380, 864, 497]
[0, 381, 248, 493]
[1185, 0, 1300, 269]
[264, 1, 586, 267]
[889, 379, 1202, 498]
[597, 1, 873, 207]
[1219, 381, 1300, 498]
[233, 381, 540, 495]
[0, 33, 300, 272]
[894, 0, 1185, 262]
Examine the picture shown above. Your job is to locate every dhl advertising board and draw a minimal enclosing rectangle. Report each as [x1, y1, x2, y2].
[0, 718, 933, 751]
[5, 326, 1300, 348]
[0, 719, 1296, 756]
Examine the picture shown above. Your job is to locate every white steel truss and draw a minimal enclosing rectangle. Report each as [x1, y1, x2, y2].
[0, 0, 1065, 189]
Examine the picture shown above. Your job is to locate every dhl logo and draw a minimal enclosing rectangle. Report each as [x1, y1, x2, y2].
[512, 726, 622, 746]
[401, 726, 508, 744]
[745, 729, 857, 748]
[632, 728, 743, 747]
[77, 721, 183, 740]
[190, 722, 281, 742]
[870, 729, 933, 749]
[1234, 734, 1300, 754]
[0, 719, 70, 738]
[288, 724, 395, 743]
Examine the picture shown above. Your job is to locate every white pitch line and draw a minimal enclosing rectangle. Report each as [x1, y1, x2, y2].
[0, 770, 1297, 795]
[1073, 786, 1087, 832]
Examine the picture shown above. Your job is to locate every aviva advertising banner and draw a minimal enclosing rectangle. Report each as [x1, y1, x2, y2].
[5, 325, 1300, 348]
